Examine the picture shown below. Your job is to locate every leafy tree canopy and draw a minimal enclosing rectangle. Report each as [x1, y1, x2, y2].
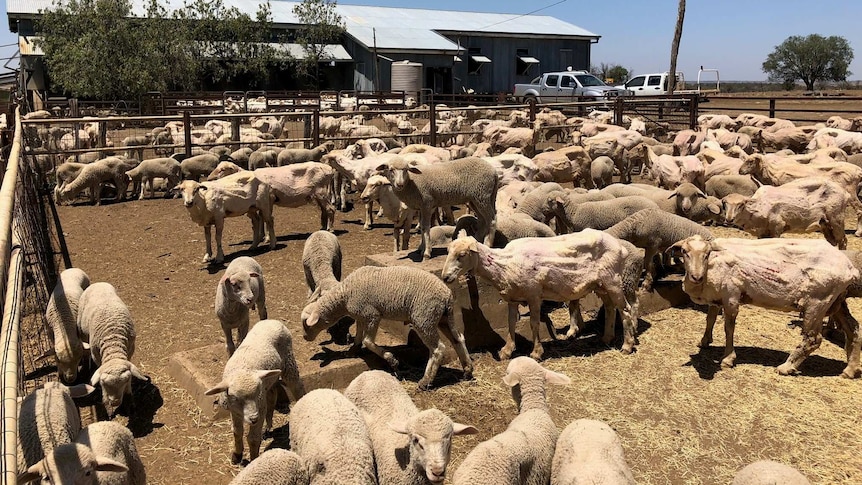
[37, 0, 281, 99]
[591, 63, 630, 83]
[762, 34, 853, 91]
[292, 0, 345, 89]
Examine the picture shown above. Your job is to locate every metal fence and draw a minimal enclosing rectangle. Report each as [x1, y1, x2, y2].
[0, 108, 66, 484]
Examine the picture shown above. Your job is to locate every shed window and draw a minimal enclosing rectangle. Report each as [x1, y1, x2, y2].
[468, 51, 491, 75]
[515, 48, 539, 76]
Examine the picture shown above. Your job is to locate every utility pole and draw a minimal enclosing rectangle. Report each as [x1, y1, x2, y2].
[668, 0, 686, 95]
[373, 27, 380, 91]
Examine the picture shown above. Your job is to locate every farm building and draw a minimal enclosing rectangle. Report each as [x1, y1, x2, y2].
[7, 0, 600, 102]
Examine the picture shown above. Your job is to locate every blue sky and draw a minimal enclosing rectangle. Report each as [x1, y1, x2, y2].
[2, 0, 862, 81]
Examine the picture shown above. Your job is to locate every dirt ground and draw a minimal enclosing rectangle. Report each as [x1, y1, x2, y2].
[51, 189, 862, 485]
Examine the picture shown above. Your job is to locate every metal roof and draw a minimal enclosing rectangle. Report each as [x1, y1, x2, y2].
[9, 0, 600, 52]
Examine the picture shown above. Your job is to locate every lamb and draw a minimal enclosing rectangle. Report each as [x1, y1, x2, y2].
[488, 126, 540, 156]
[16, 382, 92, 472]
[45, 268, 90, 383]
[58, 157, 135, 205]
[531, 146, 592, 186]
[752, 127, 812, 152]
[606, 208, 714, 290]
[442, 231, 638, 358]
[551, 419, 636, 485]
[590, 155, 614, 189]
[205, 319, 306, 464]
[344, 370, 478, 485]
[455, 212, 555, 248]
[180, 153, 221, 180]
[121, 133, 152, 160]
[215, 256, 267, 356]
[77, 282, 144, 416]
[248, 147, 284, 170]
[276, 141, 335, 166]
[698, 113, 739, 131]
[301, 265, 473, 389]
[175, 171, 276, 264]
[552, 195, 659, 234]
[289, 389, 377, 485]
[672, 129, 706, 156]
[706, 128, 753, 154]
[671, 236, 861, 377]
[375, 156, 498, 260]
[18, 421, 146, 485]
[730, 178, 849, 249]
[206, 161, 335, 232]
[302, 230, 342, 304]
[228, 449, 310, 485]
[453, 357, 570, 485]
[125, 157, 182, 200]
[705, 174, 759, 199]
[359, 174, 417, 251]
[731, 460, 811, 485]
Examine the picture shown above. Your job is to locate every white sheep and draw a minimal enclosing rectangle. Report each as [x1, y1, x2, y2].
[375, 156, 498, 260]
[77, 282, 145, 416]
[302, 230, 342, 304]
[276, 141, 335, 166]
[301, 265, 473, 390]
[344, 370, 478, 484]
[18, 421, 146, 485]
[551, 419, 636, 485]
[442, 231, 637, 359]
[45, 268, 90, 383]
[175, 171, 276, 264]
[671, 236, 861, 378]
[180, 152, 221, 180]
[58, 157, 135, 205]
[125, 157, 182, 200]
[16, 382, 92, 472]
[289, 388, 377, 485]
[453, 357, 570, 485]
[216, 256, 267, 356]
[731, 460, 811, 485]
[205, 319, 305, 464]
[228, 448, 310, 485]
[359, 174, 417, 251]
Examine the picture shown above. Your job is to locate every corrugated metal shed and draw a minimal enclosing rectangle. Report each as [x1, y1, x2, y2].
[9, 0, 599, 52]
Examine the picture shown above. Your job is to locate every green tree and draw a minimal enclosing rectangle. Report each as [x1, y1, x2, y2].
[292, 0, 346, 89]
[762, 34, 853, 91]
[606, 65, 629, 83]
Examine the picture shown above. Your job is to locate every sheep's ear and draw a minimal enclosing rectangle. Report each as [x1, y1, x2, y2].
[707, 201, 722, 215]
[89, 367, 102, 386]
[695, 187, 707, 198]
[667, 240, 687, 257]
[407, 165, 423, 174]
[67, 383, 96, 399]
[95, 457, 128, 473]
[302, 306, 320, 327]
[666, 189, 678, 199]
[257, 369, 282, 388]
[467, 239, 479, 253]
[387, 420, 410, 435]
[204, 381, 229, 396]
[17, 463, 44, 484]
[34, 347, 56, 363]
[453, 423, 479, 435]
[545, 369, 571, 386]
[129, 363, 148, 381]
[248, 272, 260, 279]
[501, 372, 520, 387]
[375, 163, 389, 172]
[750, 176, 762, 187]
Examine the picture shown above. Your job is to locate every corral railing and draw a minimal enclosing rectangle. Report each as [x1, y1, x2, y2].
[0, 108, 66, 484]
[701, 94, 862, 124]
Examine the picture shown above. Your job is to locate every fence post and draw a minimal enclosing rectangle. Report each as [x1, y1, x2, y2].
[98, 121, 107, 148]
[312, 110, 320, 147]
[613, 96, 624, 126]
[230, 117, 240, 153]
[689, 94, 699, 130]
[527, 97, 537, 123]
[769, 98, 776, 118]
[183, 111, 192, 158]
[429, 101, 437, 147]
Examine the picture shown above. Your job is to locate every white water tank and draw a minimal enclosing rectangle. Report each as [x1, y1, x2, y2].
[391, 60, 422, 97]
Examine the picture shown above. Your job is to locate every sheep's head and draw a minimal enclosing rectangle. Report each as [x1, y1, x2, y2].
[670, 235, 713, 286]
[441, 237, 480, 284]
[91, 360, 146, 416]
[376, 158, 420, 191]
[174, 180, 205, 207]
[721, 193, 750, 226]
[737, 154, 763, 176]
[668, 183, 706, 214]
[18, 443, 128, 485]
[204, 369, 281, 425]
[502, 357, 570, 411]
[224, 270, 260, 308]
[388, 409, 478, 484]
[359, 174, 390, 203]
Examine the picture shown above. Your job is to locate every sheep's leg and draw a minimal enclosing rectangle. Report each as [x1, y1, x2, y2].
[565, 299, 584, 338]
[203, 225, 214, 263]
[222, 321, 238, 356]
[419, 210, 432, 260]
[262, 209, 276, 250]
[609, 289, 637, 354]
[830, 299, 862, 378]
[720, 300, 739, 368]
[362, 317, 398, 368]
[237, 317, 249, 348]
[416, 324, 445, 390]
[364, 201, 374, 230]
[256, 291, 267, 321]
[393, 226, 401, 252]
[528, 299, 544, 360]
[699, 305, 720, 348]
[439, 311, 473, 379]
[213, 219, 225, 264]
[138, 177, 146, 200]
[248, 211, 262, 249]
[641, 248, 658, 292]
[318, 198, 334, 232]
[778, 301, 830, 376]
[598, 292, 617, 346]
[400, 221, 411, 250]
[500, 303, 519, 360]
[247, 416, 264, 462]
[264, 387, 277, 433]
[230, 413, 244, 464]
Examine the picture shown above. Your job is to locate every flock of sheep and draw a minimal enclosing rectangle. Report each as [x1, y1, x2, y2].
[18, 103, 862, 484]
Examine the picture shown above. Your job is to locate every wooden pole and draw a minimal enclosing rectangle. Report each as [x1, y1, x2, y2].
[668, 0, 686, 96]
[373, 28, 380, 91]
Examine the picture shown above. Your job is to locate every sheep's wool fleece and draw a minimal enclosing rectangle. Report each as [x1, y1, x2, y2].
[228, 449, 309, 485]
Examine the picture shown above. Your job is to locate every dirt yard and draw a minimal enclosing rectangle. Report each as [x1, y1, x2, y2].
[54, 191, 862, 485]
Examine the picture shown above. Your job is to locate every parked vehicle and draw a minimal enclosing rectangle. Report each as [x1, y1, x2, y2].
[616, 68, 720, 99]
[513, 70, 631, 103]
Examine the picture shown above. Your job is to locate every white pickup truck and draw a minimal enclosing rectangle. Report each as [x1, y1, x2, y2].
[615, 69, 720, 98]
[513, 70, 631, 103]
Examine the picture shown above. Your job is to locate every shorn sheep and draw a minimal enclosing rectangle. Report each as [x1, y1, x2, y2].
[731, 460, 811, 485]
[671, 236, 861, 378]
[215, 256, 267, 356]
[16, 382, 92, 472]
[375, 156, 498, 260]
[301, 265, 473, 390]
[453, 357, 570, 485]
[302, 230, 342, 304]
[205, 319, 305, 464]
[443, 231, 637, 359]
[77, 282, 145, 416]
[18, 421, 146, 485]
[45, 267, 90, 383]
[289, 388, 377, 485]
[551, 419, 636, 485]
[345, 370, 478, 484]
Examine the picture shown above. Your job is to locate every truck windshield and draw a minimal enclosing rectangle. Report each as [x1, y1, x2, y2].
[575, 74, 607, 87]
